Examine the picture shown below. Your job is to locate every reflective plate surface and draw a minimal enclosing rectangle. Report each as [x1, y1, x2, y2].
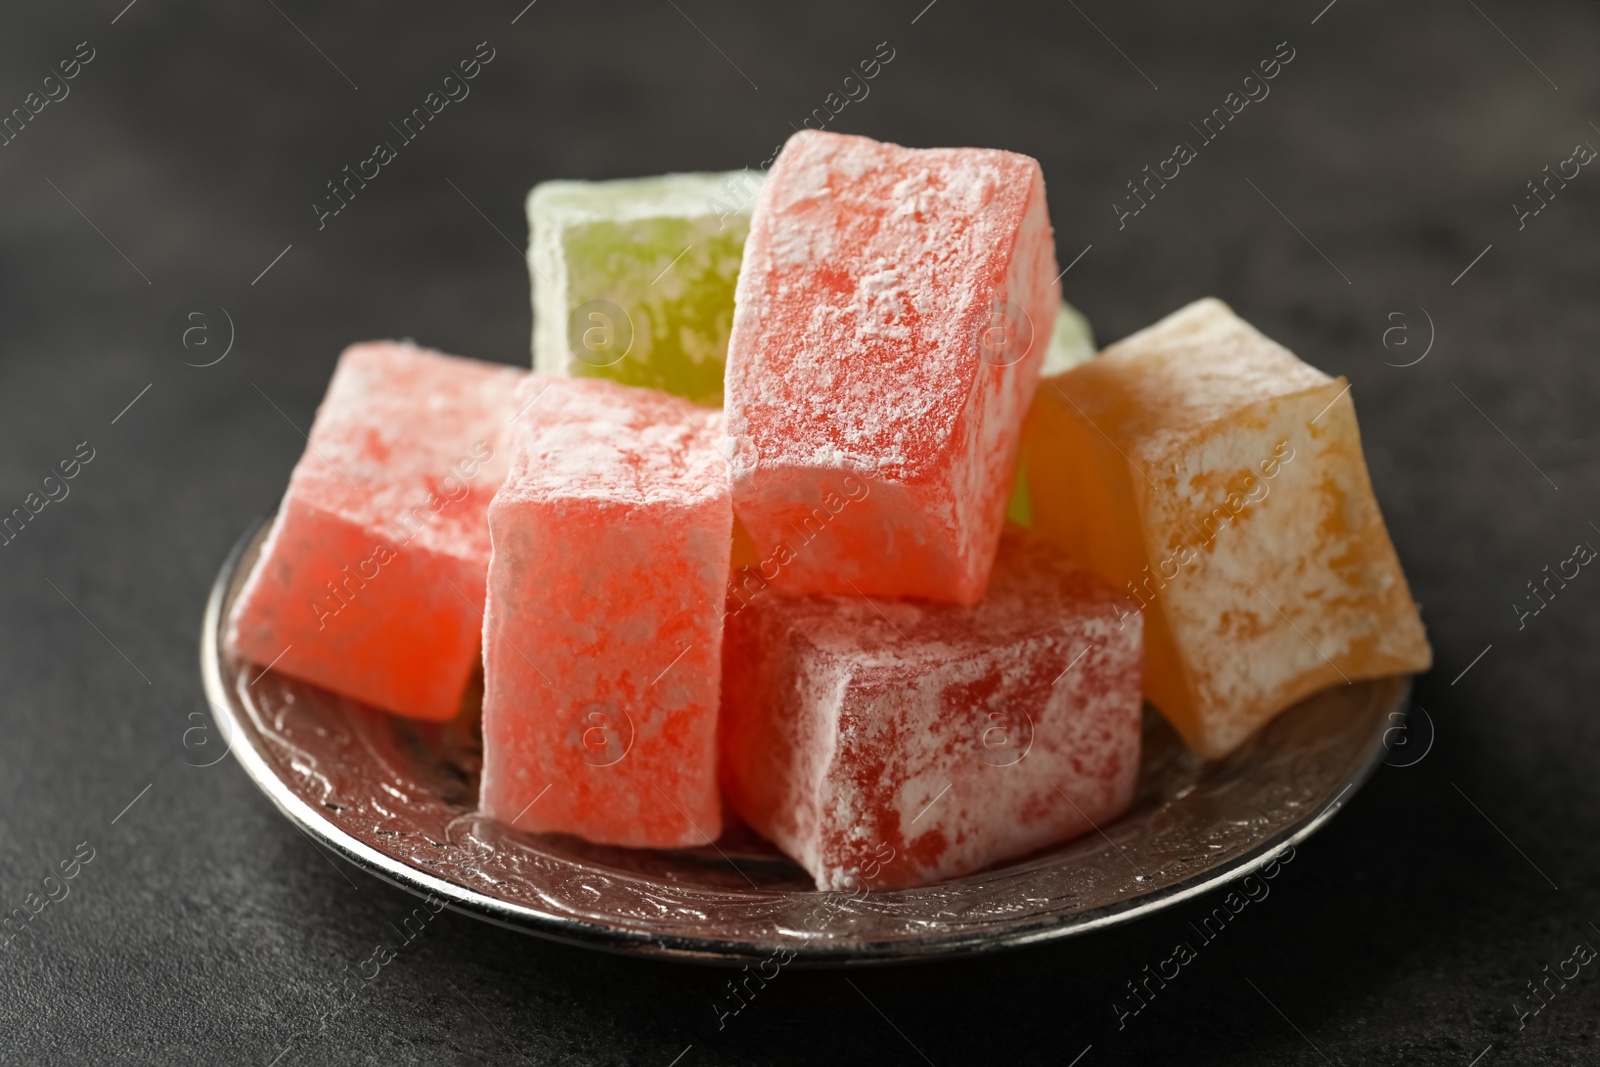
[200, 521, 1408, 965]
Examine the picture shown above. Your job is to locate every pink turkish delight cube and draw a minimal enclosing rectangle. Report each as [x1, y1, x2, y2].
[480, 377, 732, 848]
[227, 341, 523, 720]
[720, 528, 1142, 891]
[723, 131, 1061, 605]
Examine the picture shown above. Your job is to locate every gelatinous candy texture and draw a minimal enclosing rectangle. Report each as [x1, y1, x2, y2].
[721, 528, 1142, 891]
[1021, 298, 1431, 758]
[529, 172, 761, 407]
[724, 131, 1061, 605]
[480, 376, 731, 848]
[228, 342, 524, 720]
[1008, 298, 1098, 525]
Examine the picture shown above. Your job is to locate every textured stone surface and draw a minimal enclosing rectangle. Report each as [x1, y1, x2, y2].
[1, 1, 1596, 1064]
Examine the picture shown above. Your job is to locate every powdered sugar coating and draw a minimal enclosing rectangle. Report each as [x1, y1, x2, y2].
[1064, 297, 1331, 463]
[1023, 298, 1431, 758]
[721, 528, 1142, 891]
[723, 131, 1060, 605]
[497, 376, 726, 509]
[481, 376, 732, 848]
[288, 341, 524, 558]
[226, 341, 525, 720]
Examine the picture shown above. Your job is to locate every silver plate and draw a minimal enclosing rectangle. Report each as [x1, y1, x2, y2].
[201, 520, 1407, 965]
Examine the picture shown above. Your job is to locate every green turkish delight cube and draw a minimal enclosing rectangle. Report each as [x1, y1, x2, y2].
[527, 171, 763, 406]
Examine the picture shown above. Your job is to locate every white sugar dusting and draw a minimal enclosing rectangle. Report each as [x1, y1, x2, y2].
[497, 377, 727, 507]
[291, 341, 525, 556]
[727, 530, 1143, 889]
[726, 132, 1050, 476]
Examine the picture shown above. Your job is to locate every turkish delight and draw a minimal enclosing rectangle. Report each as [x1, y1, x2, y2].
[480, 376, 731, 848]
[720, 528, 1142, 891]
[1019, 298, 1431, 758]
[528, 171, 761, 407]
[723, 131, 1060, 605]
[227, 342, 523, 720]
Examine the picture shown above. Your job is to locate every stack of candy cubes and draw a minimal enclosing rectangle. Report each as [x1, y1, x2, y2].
[227, 130, 1431, 892]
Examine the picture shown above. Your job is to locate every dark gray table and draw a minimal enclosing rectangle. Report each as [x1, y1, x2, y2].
[2, 1, 1596, 1063]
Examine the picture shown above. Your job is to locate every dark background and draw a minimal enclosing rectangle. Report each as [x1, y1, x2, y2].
[1, 1, 1597, 1063]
